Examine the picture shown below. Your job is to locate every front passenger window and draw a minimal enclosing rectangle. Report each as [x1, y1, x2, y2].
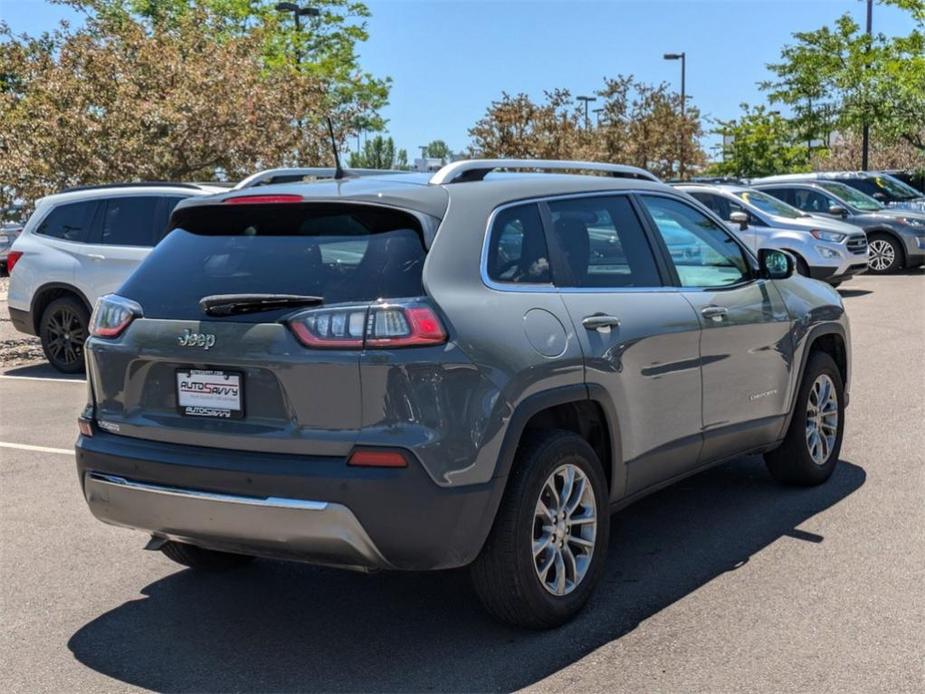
[641, 196, 751, 288]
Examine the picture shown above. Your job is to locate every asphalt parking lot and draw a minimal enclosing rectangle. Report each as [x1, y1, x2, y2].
[1, 271, 923, 693]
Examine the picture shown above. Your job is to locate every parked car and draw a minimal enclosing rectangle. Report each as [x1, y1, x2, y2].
[754, 171, 925, 212]
[6, 182, 225, 372]
[76, 159, 850, 628]
[751, 178, 925, 274]
[0, 222, 23, 274]
[882, 169, 925, 194]
[675, 183, 868, 286]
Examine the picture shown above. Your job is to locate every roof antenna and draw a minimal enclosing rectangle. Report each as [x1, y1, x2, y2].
[326, 117, 348, 180]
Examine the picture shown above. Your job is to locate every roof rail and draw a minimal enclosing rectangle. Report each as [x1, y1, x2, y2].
[428, 159, 660, 185]
[60, 181, 208, 193]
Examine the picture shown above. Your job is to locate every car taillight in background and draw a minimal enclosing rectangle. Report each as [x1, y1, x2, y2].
[288, 300, 447, 349]
[89, 294, 143, 338]
[6, 250, 23, 274]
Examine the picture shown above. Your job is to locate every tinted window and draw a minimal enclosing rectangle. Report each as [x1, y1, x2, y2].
[760, 187, 794, 206]
[486, 204, 551, 284]
[121, 202, 427, 321]
[642, 195, 750, 288]
[34, 201, 97, 242]
[154, 196, 188, 243]
[790, 188, 833, 214]
[548, 195, 661, 288]
[99, 196, 161, 246]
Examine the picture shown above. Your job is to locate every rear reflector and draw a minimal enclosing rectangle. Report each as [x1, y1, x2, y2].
[348, 449, 408, 468]
[78, 418, 93, 437]
[225, 194, 303, 205]
[6, 250, 23, 274]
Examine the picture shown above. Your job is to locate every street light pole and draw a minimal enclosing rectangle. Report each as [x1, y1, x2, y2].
[861, 0, 872, 170]
[275, 2, 320, 66]
[576, 96, 597, 130]
[592, 108, 604, 127]
[664, 52, 686, 178]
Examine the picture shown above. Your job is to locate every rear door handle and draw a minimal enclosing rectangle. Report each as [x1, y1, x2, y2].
[701, 306, 728, 321]
[582, 314, 621, 332]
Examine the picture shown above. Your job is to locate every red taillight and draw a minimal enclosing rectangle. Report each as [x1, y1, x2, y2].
[225, 194, 303, 205]
[6, 250, 23, 274]
[287, 301, 447, 349]
[348, 449, 408, 468]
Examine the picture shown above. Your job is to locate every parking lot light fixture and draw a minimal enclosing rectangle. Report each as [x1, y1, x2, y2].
[576, 95, 597, 130]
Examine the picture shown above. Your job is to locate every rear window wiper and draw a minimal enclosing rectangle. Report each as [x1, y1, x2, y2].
[200, 294, 324, 316]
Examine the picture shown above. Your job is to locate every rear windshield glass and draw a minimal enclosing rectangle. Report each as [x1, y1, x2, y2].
[119, 203, 427, 321]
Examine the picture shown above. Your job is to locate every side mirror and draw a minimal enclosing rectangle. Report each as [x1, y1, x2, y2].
[729, 211, 749, 230]
[758, 248, 794, 280]
[828, 204, 848, 218]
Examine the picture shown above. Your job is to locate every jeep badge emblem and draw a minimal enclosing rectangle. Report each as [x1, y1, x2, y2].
[178, 329, 216, 350]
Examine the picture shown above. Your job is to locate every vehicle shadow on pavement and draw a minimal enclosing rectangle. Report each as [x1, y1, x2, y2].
[67, 455, 865, 693]
[1, 362, 84, 381]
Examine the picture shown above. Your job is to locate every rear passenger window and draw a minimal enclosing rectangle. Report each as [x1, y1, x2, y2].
[548, 195, 661, 288]
[487, 204, 551, 284]
[34, 201, 97, 242]
[100, 196, 160, 246]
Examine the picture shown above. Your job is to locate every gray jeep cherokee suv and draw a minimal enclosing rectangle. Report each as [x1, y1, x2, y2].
[76, 160, 851, 628]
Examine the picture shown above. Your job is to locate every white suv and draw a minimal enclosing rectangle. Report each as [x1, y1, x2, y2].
[6, 183, 224, 372]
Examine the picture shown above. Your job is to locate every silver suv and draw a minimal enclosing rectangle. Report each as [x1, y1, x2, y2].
[751, 177, 925, 274]
[676, 183, 868, 286]
[76, 160, 851, 628]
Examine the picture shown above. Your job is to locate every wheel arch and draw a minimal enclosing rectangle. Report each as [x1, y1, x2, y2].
[29, 283, 93, 333]
[493, 385, 624, 503]
[781, 323, 849, 435]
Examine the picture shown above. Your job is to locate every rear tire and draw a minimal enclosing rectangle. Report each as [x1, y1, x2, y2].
[39, 296, 89, 374]
[471, 430, 609, 629]
[765, 352, 844, 486]
[867, 233, 903, 274]
[161, 541, 255, 571]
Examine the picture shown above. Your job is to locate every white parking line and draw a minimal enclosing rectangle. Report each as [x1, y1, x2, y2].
[0, 375, 85, 384]
[0, 441, 73, 456]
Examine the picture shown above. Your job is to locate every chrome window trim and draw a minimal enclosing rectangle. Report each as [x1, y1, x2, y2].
[87, 472, 329, 511]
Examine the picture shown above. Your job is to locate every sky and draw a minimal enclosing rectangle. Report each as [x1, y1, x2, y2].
[1, 0, 917, 158]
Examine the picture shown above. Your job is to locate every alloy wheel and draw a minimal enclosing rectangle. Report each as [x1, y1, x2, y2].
[44, 307, 86, 369]
[868, 239, 895, 272]
[532, 463, 597, 596]
[805, 374, 839, 466]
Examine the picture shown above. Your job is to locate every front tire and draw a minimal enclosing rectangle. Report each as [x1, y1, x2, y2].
[161, 541, 255, 571]
[867, 233, 903, 274]
[765, 352, 844, 486]
[39, 296, 89, 373]
[471, 430, 609, 629]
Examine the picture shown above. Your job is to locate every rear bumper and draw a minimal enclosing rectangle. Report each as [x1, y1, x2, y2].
[75, 431, 505, 571]
[8, 306, 34, 335]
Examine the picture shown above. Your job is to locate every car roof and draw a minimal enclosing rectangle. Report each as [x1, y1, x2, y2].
[179, 168, 672, 220]
[35, 183, 224, 208]
[673, 182, 753, 195]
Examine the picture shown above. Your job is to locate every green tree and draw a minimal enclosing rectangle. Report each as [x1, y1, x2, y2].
[348, 134, 399, 169]
[424, 139, 451, 160]
[707, 105, 809, 178]
[762, 0, 925, 160]
[56, 0, 391, 137]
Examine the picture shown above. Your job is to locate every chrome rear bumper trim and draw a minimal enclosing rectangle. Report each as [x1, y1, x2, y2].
[88, 473, 329, 511]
